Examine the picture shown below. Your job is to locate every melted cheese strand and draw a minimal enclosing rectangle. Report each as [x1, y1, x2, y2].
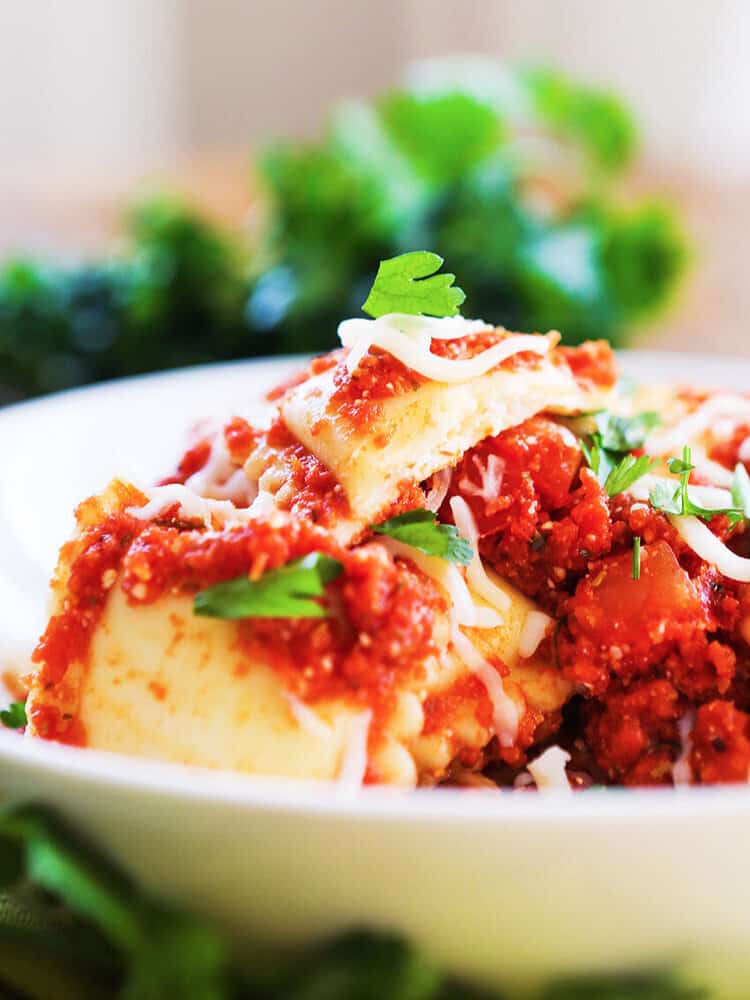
[424, 466, 453, 513]
[337, 710, 372, 788]
[628, 475, 735, 510]
[670, 515, 750, 582]
[128, 484, 255, 527]
[338, 313, 551, 383]
[285, 693, 333, 741]
[527, 745, 572, 793]
[450, 496, 511, 613]
[184, 430, 256, 506]
[646, 394, 750, 456]
[672, 710, 695, 786]
[450, 626, 519, 748]
[379, 537, 502, 628]
[518, 610, 554, 659]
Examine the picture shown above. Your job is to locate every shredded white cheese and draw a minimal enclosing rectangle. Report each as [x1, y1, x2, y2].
[672, 710, 695, 786]
[527, 745, 572, 793]
[184, 430, 257, 506]
[337, 313, 551, 383]
[646, 394, 750, 457]
[518, 609, 553, 659]
[458, 453, 506, 511]
[628, 474, 735, 510]
[378, 537, 502, 629]
[449, 496, 511, 614]
[450, 626, 519, 748]
[285, 693, 333, 741]
[424, 466, 453, 513]
[378, 534, 518, 746]
[337, 710, 372, 788]
[128, 483, 256, 527]
[669, 514, 750, 582]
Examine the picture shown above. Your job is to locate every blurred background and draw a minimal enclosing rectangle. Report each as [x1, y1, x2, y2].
[1, 0, 748, 403]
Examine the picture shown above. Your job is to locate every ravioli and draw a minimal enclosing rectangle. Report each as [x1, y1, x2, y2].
[25, 482, 569, 787]
[279, 331, 603, 533]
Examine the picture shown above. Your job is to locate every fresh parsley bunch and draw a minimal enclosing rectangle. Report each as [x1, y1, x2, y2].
[0, 60, 688, 403]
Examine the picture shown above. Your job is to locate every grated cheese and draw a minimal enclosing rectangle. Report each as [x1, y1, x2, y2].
[518, 609, 553, 659]
[285, 692, 333, 741]
[672, 710, 694, 786]
[338, 313, 551, 383]
[450, 626, 519, 748]
[128, 483, 256, 527]
[628, 474, 735, 510]
[527, 745, 572, 793]
[184, 430, 257, 506]
[450, 496, 511, 614]
[424, 466, 453, 513]
[646, 394, 750, 457]
[379, 537, 502, 629]
[458, 453, 506, 511]
[378, 534, 518, 746]
[669, 514, 750, 583]
[337, 710, 372, 788]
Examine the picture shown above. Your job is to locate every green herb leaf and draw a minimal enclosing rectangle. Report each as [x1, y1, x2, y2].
[732, 463, 750, 518]
[595, 411, 660, 452]
[372, 509, 473, 564]
[0, 702, 27, 730]
[632, 536, 641, 581]
[604, 454, 655, 497]
[362, 251, 465, 319]
[649, 479, 682, 515]
[650, 446, 744, 525]
[581, 410, 659, 491]
[193, 552, 343, 620]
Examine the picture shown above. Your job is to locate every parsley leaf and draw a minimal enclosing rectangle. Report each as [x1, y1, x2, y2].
[650, 446, 744, 525]
[632, 536, 641, 580]
[595, 410, 660, 452]
[0, 702, 27, 730]
[362, 251, 466, 319]
[603, 454, 655, 497]
[732, 462, 750, 519]
[193, 552, 343, 620]
[372, 509, 473, 564]
[581, 410, 659, 492]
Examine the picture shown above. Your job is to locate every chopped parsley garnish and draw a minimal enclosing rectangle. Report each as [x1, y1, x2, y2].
[0, 701, 27, 729]
[650, 446, 744, 525]
[362, 251, 465, 319]
[581, 410, 659, 495]
[602, 453, 655, 498]
[371, 509, 473, 564]
[595, 411, 660, 452]
[731, 462, 750, 519]
[631, 536, 641, 580]
[193, 552, 343, 620]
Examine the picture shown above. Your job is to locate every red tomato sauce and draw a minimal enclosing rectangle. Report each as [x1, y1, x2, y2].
[327, 329, 561, 431]
[447, 412, 750, 785]
[33, 504, 444, 758]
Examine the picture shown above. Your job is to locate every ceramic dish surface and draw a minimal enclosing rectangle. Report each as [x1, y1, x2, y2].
[1, 351, 749, 997]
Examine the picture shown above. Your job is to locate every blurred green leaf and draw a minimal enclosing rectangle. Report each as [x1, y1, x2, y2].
[378, 91, 504, 185]
[522, 66, 638, 173]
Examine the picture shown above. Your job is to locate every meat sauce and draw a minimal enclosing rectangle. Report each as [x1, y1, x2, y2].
[446, 413, 750, 786]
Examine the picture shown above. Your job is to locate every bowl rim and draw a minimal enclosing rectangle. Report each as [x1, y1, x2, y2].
[3, 348, 750, 823]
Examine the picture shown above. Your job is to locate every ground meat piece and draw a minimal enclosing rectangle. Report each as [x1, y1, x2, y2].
[690, 700, 750, 783]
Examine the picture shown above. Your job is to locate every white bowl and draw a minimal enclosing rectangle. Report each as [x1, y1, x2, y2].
[1, 351, 749, 996]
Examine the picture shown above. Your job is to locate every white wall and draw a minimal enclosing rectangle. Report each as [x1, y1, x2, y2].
[0, 0, 183, 187]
